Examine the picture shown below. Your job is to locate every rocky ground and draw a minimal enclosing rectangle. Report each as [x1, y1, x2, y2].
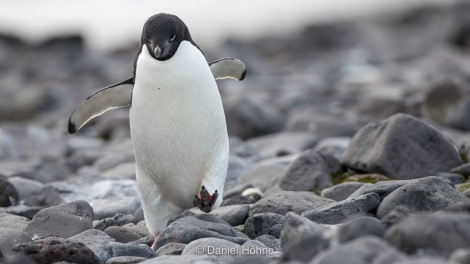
[1, 2, 470, 264]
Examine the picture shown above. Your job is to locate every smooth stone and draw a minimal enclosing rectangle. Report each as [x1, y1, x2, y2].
[221, 195, 256, 206]
[282, 232, 329, 262]
[302, 193, 380, 224]
[226, 155, 252, 182]
[0, 178, 18, 207]
[234, 162, 288, 193]
[313, 137, 350, 162]
[321, 182, 365, 201]
[311, 236, 405, 264]
[393, 258, 457, 264]
[0, 213, 30, 230]
[0, 228, 31, 253]
[337, 217, 385, 243]
[385, 213, 470, 256]
[26, 186, 64, 207]
[138, 255, 222, 264]
[343, 113, 463, 180]
[450, 248, 470, 264]
[249, 191, 334, 217]
[451, 163, 470, 177]
[241, 240, 274, 256]
[377, 176, 468, 219]
[102, 162, 136, 180]
[380, 205, 417, 228]
[7, 176, 43, 202]
[90, 197, 141, 220]
[154, 215, 248, 250]
[255, 235, 281, 252]
[268, 224, 282, 239]
[246, 131, 318, 159]
[347, 179, 417, 200]
[182, 238, 240, 262]
[437, 172, 465, 185]
[24, 200, 93, 239]
[104, 226, 145, 243]
[280, 150, 340, 193]
[0, 205, 42, 219]
[210, 204, 250, 226]
[155, 242, 186, 256]
[244, 213, 284, 239]
[8, 239, 100, 264]
[280, 212, 333, 250]
[106, 256, 148, 264]
[93, 214, 135, 231]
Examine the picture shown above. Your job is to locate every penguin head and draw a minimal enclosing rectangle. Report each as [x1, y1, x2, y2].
[141, 13, 196, 61]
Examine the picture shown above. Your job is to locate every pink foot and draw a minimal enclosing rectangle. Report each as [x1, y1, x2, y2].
[193, 185, 218, 213]
[150, 231, 161, 251]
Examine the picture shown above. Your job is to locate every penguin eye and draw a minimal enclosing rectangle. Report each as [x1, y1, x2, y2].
[170, 34, 176, 42]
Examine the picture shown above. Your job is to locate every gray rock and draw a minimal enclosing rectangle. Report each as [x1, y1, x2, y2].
[377, 176, 468, 219]
[226, 155, 252, 182]
[380, 205, 417, 228]
[24, 200, 93, 239]
[7, 176, 43, 203]
[104, 226, 145, 243]
[337, 217, 385, 243]
[249, 191, 334, 216]
[393, 258, 457, 264]
[446, 97, 470, 131]
[90, 197, 141, 220]
[255, 235, 281, 252]
[0, 179, 18, 207]
[302, 193, 380, 224]
[280, 212, 332, 250]
[210, 204, 250, 226]
[8, 239, 100, 264]
[0, 213, 30, 230]
[222, 195, 256, 206]
[93, 214, 135, 231]
[347, 179, 417, 200]
[138, 255, 222, 264]
[154, 215, 248, 250]
[343, 113, 463, 180]
[155, 242, 186, 256]
[450, 248, 470, 264]
[321, 182, 364, 201]
[182, 238, 240, 262]
[246, 132, 318, 158]
[282, 232, 329, 262]
[269, 224, 282, 239]
[68, 229, 155, 263]
[422, 81, 464, 125]
[313, 137, 350, 162]
[385, 213, 470, 256]
[235, 162, 288, 193]
[451, 163, 470, 177]
[26, 185, 64, 207]
[280, 150, 341, 193]
[438, 172, 465, 185]
[311, 236, 404, 264]
[244, 213, 284, 239]
[0, 228, 31, 253]
[106, 256, 148, 264]
[225, 96, 285, 140]
[0, 205, 41, 219]
[241, 240, 274, 256]
[442, 201, 470, 214]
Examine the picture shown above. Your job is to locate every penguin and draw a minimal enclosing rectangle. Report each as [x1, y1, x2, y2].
[68, 13, 246, 249]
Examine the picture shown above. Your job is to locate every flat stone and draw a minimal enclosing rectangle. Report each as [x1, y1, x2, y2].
[343, 113, 463, 180]
[106, 256, 148, 264]
[210, 204, 250, 226]
[104, 226, 145, 243]
[321, 182, 364, 201]
[249, 191, 334, 216]
[377, 176, 468, 219]
[155, 242, 186, 256]
[24, 200, 93, 239]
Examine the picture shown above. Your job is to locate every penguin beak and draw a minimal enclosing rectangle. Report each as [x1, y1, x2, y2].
[154, 45, 163, 58]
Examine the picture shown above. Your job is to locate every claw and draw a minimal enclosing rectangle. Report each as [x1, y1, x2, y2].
[193, 185, 218, 213]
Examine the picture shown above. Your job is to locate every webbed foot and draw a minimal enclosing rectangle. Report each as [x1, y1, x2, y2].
[193, 185, 218, 213]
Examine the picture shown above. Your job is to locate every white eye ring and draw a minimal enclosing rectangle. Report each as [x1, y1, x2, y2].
[170, 35, 176, 42]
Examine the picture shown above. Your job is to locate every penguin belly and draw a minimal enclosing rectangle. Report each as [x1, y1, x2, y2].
[130, 41, 228, 236]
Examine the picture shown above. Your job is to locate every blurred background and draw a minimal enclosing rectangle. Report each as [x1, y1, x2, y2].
[0, 0, 470, 200]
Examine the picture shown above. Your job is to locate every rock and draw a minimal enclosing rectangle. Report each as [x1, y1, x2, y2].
[0, 228, 31, 253]
[90, 197, 141, 220]
[138, 255, 222, 264]
[280, 150, 341, 193]
[337, 217, 385, 243]
[210, 205, 250, 226]
[343, 173, 391, 183]
[234, 162, 287, 193]
[93, 214, 135, 231]
[347, 179, 417, 200]
[385, 213, 470, 256]
[394, 258, 457, 264]
[68, 229, 155, 263]
[155, 243, 186, 256]
[221, 195, 256, 206]
[104, 226, 145, 243]
[0, 205, 41, 219]
[154, 215, 248, 250]
[445, 97, 470, 131]
[422, 80, 464, 125]
[106, 256, 148, 264]
[244, 213, 284, 239]
[311, 236, 405, 264]
[249, 191, 334, 216]
[7, 176, 43, 203]
[245, 132, 317, 158]
[255, 235, 281, 252]
[451, 248, 470, 264]
[8, 239, 99, 264]
[437, 172, 465, 185]
[451, 163, 470, 177]
[343, 113, 463, 180]
[377, 176, 468, 219]
[268, 224, 282, 239]
[282, 232, 329, 262]
[313, 137, 350, 161]
[101, 162, 136, 180]
[0, 213, 30, 230]
[226, 155, 251, 182]
[442, 201, 470, 214]
[0, 179, 18, 207]
[302, 193, 380, 224]
[280, 212, 332, 250]
[24, 200, 93, 239]
[26, 186, 64, 207]
[182, 238, 241, 262]
[241, 240, 274, 256]
[380, 205, 417, 228]
[321, 182, 364, 201]
[225, 96, 285, 140]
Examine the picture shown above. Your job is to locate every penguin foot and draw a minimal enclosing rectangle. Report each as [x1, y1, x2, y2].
[193, 185, 218, 213]
[150, 231, 161, 251]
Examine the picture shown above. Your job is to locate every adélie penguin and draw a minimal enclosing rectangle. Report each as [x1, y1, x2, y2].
[68, 13, 246, 249]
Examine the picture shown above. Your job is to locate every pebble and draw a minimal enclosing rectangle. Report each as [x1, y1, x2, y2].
[343, 113, 463, 180]
[302, 192, 380, 224]
[24, 200, 93, 239]
[249, 191, 334, 216]
[321, 182, 364, 201]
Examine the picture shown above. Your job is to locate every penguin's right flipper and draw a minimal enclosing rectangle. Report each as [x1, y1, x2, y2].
[68, 78, 134, 134]
[209, 58, 246, 81]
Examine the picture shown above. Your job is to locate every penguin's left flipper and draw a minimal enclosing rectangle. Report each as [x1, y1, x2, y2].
[193, 185, 218, 213]
[68, 78, 134, 134]
[209, 58, 246, 81]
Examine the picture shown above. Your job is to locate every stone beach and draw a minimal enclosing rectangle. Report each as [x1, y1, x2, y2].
[2, 2, 470, 264]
